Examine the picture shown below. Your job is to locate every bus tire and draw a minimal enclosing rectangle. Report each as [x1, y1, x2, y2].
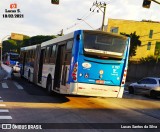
[128, 86, 134, 94]
[46, 78, 52, 95]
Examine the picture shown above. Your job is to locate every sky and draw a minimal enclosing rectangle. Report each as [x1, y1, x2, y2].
[0, 0, 160, 40]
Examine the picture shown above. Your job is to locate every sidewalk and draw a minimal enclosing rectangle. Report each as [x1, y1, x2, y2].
[0, 67, 8, 82]
[0, 64, 12, 81]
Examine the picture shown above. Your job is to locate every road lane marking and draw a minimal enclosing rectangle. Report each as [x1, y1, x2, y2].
[2, 83, 9, 88]
[0, 109, 9, 112]
[0, 116, 12, 119]
[0, 104, 6, 107]
[13, 82, 23, 90]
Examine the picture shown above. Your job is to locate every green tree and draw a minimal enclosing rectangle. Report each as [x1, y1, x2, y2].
[22, 35, 56, 47]
[2, 35, 57, 54]
[2, 39, 18, 54]
[121, 32, 141, 57]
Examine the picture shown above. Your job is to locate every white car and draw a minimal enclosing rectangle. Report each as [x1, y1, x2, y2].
[128, 77, 160, 98]
[12, 62, 20, 73]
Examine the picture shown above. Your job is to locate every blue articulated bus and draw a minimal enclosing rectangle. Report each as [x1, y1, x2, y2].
[20, 30, 130, 98]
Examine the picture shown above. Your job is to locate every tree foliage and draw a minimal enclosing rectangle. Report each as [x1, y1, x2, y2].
[2, 40, 18, 54]
[2, 35, 56, 54]
[121, 32, 141, 57]
[21, 35, 56, 47]
[140, 55, 160, 64]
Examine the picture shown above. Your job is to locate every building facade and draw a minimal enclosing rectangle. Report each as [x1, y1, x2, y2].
[106, 19, 160, 61]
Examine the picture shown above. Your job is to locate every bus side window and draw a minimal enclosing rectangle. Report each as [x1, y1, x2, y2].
[66, 40, 73, 50]
[28, 50, 31, 66]
[44, 47, 50, 64]
[66, 40, 73, 64]
[30, 50, 35, 67]
[25, 51, 28, 64]
[49, 45, 56, 64]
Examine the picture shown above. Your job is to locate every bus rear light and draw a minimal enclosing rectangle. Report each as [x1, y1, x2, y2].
[121, 68, 127, 86]
[73, 68, 77, 72]
[72, 62, 78, 82]
[74, 63, 78, 67]
[73, 76, 77, 80]
[72, 73, 76, 76]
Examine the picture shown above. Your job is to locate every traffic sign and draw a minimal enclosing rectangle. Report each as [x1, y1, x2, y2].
[11, 33, 23, 40]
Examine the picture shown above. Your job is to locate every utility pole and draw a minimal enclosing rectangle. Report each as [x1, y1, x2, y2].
[90, 1, 107, 31]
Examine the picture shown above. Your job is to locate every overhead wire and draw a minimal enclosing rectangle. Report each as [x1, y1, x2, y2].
[63, 5, 98, 32]
[62, 0, 113, 33]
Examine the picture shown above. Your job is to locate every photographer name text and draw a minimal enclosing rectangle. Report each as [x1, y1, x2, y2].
[2, 3, 24, 18]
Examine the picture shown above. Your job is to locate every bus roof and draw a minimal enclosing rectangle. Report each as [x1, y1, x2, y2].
[3, 52, 19, 55]
[21, 45, 38, 51]
[84, 30, 128, 39]
[41, 30, 128, 48]
[41, 32, 74, 47]
[20, 30, 128, 51]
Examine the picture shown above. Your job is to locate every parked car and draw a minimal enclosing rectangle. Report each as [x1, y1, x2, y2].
[128, 77, 160, 98]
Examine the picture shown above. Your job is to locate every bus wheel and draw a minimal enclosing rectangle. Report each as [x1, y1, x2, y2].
[46, 79, 52, 95]
[128, 87, 134, 94]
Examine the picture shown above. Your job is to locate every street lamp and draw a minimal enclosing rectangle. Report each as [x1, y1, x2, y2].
[0, 35, 10, 68]
[77, 18, 94, 30]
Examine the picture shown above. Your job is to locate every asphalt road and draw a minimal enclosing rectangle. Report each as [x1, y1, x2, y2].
[0, 74, 159, 131]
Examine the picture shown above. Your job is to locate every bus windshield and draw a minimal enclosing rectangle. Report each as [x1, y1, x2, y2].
[83, 32, 127, 59]
[10, 54, 19, 61]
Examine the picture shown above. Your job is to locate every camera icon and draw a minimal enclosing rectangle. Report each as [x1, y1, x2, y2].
[10, 3, 17, 9]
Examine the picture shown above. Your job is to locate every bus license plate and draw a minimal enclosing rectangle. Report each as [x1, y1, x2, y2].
[96, 80, 104, 84]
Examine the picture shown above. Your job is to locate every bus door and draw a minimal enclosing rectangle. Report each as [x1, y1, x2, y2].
[38, 49, 45, 83]
[33, 45, 41, 84]
[53, 44, 65, 89]
[61, 41, 73, 86]
[22, 52, 26, 76]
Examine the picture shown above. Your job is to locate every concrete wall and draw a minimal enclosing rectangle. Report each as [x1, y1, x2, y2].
[127, 63, 160, 81]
